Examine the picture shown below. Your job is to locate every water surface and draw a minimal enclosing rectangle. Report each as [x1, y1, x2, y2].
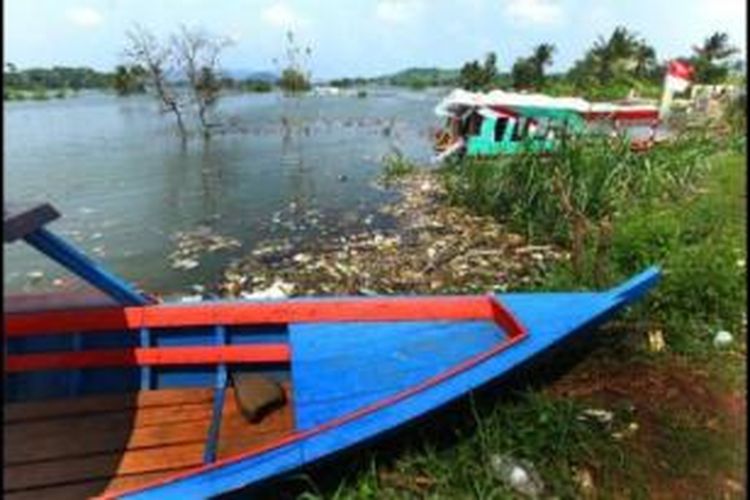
[4, 89, 442, 294]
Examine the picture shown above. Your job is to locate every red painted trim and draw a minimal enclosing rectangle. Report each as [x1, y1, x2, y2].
[100, 324, 529, 499]
[5, 296, 512, 337]
[487, 105, 520, 118]
[583, 109, 659, 121]
[4, 345, 290, 373]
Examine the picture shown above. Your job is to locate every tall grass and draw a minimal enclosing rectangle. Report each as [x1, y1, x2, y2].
[440, 129, 723, 284]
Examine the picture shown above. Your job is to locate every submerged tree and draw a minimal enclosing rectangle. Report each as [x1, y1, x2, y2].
[124, 24, 232, 141]
[276, 31, 312, 94]
[124, 25, 188, 140]
[172, 25, 232, 138]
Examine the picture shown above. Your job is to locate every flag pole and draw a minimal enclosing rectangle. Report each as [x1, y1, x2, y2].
[658, 69, 673, 121]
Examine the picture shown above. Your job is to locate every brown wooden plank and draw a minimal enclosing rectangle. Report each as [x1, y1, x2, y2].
[216, 386, 296, 460]
[3, 466, 197, 500]
[4, 442, 205, 491]
[3, 384, 296, 494]
[5, 416, 210, 465]
[5, 388, 214, 424]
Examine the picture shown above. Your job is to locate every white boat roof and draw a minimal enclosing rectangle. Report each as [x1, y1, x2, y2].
[435, 88, 658, 117]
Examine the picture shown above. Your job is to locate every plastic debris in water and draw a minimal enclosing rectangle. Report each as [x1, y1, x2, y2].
[713, 330, 733, 348]
[172, 259, 199, 270]
[240, 279, 295, 300]
[27, 270, 44, 280]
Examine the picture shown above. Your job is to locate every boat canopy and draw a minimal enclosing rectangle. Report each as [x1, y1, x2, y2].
[435, 89, 659, 122]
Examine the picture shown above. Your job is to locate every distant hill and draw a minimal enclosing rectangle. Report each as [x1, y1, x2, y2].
[223, 69, 279, 83]
[326, 67, 461, 87]
[373, 67, 461, 87]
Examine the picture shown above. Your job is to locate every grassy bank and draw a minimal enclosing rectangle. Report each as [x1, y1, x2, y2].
[256, 124, 744, 498]
[441, 130, 745, 357]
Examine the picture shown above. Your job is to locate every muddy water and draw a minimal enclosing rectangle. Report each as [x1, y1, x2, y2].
[3, 89, 443, 295]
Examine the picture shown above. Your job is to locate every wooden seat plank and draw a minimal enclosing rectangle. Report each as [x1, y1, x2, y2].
[4, 387, 214, 423]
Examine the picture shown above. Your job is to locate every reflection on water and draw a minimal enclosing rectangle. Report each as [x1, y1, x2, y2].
[4, 89, 441, 295]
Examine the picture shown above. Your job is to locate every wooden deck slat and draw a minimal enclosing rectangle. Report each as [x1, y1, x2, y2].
[4, 442, 206, 491]
[3, 385, 295, 495]
[4, 387, 214, 424]
[5, 417, 211, 465]
[3, 466, 198, 500]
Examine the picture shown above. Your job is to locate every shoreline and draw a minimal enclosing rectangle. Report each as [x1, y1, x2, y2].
[215, 169, 567, 299]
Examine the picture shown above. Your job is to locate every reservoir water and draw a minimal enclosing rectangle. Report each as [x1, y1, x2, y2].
[4, 89, 442, 295]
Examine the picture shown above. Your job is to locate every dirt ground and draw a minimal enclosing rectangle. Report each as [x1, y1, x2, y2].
[548, 354, 746, 499]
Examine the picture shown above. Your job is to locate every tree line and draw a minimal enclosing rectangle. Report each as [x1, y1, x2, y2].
[455, 28, 742, 99]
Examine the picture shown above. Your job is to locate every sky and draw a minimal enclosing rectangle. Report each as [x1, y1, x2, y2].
[4, 0, 747, 79]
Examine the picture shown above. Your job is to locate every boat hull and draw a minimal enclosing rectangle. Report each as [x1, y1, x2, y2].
[115, 267, 660, 498]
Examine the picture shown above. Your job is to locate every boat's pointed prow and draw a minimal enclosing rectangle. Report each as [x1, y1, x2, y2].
[608, 266, 662, 303]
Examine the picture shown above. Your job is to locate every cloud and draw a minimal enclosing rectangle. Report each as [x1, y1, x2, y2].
[375, 0, 424, 24]
[66, 6, 103, 28]
[504, 0, 563, 25]
[261, 3, 308, 28]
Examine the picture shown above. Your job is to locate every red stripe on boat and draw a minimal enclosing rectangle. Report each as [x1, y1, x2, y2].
[5, 296, 515, 337]
[4, 344, 291, 372]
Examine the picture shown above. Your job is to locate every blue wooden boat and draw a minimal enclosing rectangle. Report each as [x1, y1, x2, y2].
[3, 202, 661, 499]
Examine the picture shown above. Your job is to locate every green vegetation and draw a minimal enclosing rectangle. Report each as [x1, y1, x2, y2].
[691, 32, 740, 84]
[457, 52, 499, 91]
[279, 68, 312, 94]
[276, 30, 312, 95]
[440, 116, 746, 355]
[240, 79, 273, 92]
[3, 64, 113, 100]
[511, 43, 556, 90]
[112, 64, 147, 95]
[280, 108, 746, 500]
[332, 28, 743, 102]
[380, 153, 417, 183]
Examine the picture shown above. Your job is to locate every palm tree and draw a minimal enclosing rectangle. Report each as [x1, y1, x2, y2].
[633, 43, 656, 79]
[532, 44, 556, 70]
[693, 32, 738, 62]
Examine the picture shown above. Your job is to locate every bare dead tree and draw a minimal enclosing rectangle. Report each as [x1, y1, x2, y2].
[124, 25, 188, 141]
[172, 26, 233, 139]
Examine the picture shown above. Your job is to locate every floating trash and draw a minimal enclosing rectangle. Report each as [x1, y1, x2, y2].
[490, 454, 544, 498]
[578, 408, 615, 424]
[168, 227, 241, 271]
[572, 467, 595, 496]
[647, 329, 666, 352]
[217, 170, 564, 299]
[240, 279, 295, 300]
[172, 258, 199, 270]
[612, 421, 639, 440]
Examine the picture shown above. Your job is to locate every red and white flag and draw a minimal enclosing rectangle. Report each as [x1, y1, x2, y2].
[664, 60, 694, 92]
